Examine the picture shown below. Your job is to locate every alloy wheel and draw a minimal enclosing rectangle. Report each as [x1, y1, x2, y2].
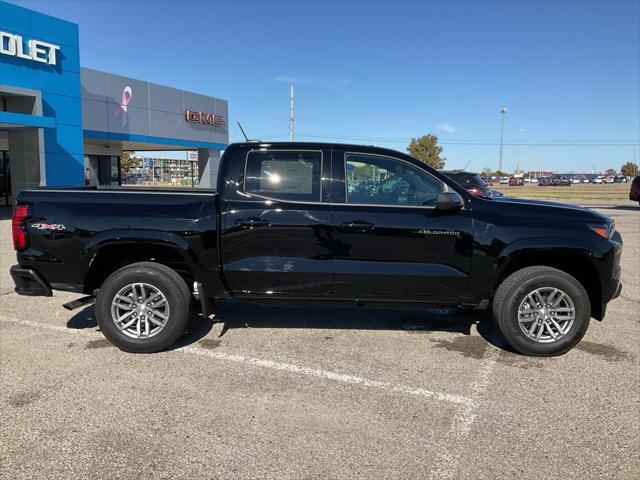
[517, 287, 575, 343]
[110, 283, 170, 339]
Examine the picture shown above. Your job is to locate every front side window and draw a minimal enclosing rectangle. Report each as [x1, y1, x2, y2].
[245, 150, 321, 202]
[346, 154, 443, 206]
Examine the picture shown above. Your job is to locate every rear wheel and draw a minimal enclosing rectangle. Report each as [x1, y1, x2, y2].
[95, 262, 191, 353]
[492, 266, 590, 356]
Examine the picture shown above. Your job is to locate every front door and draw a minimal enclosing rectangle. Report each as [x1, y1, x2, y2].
[331, 149, 473, 300]
[220, 148, 333, 296]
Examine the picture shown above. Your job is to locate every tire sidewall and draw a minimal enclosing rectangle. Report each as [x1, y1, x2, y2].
[96, 265, 189, 353]
[498, 272, 590, 356]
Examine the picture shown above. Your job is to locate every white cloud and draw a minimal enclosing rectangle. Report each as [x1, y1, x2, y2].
[436, 123, 457, 133]
[273, 75, 351, 89]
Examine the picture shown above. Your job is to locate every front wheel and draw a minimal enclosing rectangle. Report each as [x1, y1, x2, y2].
[95, 262, 192, 353]
[492, 266, 591, 356]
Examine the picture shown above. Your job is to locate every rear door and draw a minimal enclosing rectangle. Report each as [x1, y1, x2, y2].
[330, 148, 474, 300]
[220, 147, 333, 296]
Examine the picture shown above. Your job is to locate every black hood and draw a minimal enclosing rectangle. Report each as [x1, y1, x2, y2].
[486, 196, 612, 223]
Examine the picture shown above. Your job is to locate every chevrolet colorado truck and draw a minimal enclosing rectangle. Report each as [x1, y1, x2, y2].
[10, 142, 623, 356]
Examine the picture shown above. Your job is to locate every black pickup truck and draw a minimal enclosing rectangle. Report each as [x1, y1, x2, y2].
[10, 142, 622, 356]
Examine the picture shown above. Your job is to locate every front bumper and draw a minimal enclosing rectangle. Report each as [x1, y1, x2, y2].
[611, 280, 622, 300]
[10, 265, 53, 297]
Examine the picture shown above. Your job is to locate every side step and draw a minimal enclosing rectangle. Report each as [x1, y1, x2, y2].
[63, 295, 96, 311]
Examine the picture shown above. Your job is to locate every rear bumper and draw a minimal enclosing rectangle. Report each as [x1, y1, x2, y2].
[10, 265, 53, 297]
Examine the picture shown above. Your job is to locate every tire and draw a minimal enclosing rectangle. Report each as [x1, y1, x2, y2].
[95, 262, 192, 353]
[492, 266, 590, 356]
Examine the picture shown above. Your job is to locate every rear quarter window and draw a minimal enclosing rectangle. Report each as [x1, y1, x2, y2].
[244, 150, 322, 202]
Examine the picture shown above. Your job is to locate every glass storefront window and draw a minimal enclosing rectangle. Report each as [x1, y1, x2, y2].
[84, 155, 120, 186]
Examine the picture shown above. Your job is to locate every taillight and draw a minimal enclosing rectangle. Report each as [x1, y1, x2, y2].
[466, 187, 483, 196]
[12, 204, 30, 251]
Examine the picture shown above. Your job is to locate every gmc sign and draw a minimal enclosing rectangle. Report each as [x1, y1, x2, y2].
[185, 110, 225, 127]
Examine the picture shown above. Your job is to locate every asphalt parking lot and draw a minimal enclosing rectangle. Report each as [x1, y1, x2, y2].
[1, 200, 638, 479]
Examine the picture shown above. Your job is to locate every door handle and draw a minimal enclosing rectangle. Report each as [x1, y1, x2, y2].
[235, 217, 270, 228]
[339, 221, 375, 233]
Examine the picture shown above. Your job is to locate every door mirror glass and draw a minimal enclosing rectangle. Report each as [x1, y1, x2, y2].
[435, 192, 463, 212]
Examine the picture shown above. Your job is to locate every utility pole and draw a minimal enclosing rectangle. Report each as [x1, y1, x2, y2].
[498, 107, 507, 173]
[289, 84, 294, 141]
[516, 128, 524, 175]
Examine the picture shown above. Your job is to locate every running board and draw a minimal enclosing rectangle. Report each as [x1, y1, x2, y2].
[63, 295, 96, 311]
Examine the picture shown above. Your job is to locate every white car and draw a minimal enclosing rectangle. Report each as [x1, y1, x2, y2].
[499, 177, 509, 185]
[582, 178, 590, 183]
[572, 178, 581, 184]
[594, 176, 604, 184]
[530, 178, 538, 183]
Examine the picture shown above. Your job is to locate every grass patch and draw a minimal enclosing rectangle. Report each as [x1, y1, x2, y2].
[496, 184, 630, 201]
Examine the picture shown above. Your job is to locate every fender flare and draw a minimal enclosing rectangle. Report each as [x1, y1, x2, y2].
[495, 236, 603, 280]
[81, 229, 203, 284]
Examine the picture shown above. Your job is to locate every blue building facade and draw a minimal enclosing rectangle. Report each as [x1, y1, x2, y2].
[0, 0, 84, 189]
[0, 1, 228, 204]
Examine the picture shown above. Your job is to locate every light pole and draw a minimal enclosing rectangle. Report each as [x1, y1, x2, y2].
[498, 107, 507, 173]
[289, 84, 294, 141]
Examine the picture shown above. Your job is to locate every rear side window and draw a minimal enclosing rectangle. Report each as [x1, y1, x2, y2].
[244, 150, 322, 202]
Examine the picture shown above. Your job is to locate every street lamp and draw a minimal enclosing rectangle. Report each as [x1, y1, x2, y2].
[499, 107, 507, 173]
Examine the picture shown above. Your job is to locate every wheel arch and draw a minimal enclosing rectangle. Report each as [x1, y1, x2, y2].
[495, 243, 604, 320]
[82, 230, 200, 294]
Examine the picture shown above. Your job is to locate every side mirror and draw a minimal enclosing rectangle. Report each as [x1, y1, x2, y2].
[435, 192, 463, 212]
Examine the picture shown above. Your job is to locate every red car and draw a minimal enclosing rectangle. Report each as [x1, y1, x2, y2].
[630, 176, 640, 204]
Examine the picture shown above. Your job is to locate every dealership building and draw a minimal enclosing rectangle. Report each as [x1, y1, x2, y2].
[0, 1, 228, 205]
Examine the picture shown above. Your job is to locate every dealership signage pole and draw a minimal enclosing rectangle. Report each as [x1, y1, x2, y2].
[290, 84, 295, 141]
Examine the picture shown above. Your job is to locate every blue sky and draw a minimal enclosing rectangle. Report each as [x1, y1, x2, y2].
[13, 0, 640, 172]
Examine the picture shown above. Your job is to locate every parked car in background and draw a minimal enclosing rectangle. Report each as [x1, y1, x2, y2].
[538, 176, 552, 186]
[613, 176, 627, 183]
[571, 178, 581, 184]
[604, 176, 615, 184]
[499, 176, 509, 185]
[481, 176, 493, 186]
[441, 170, 503, 197]
[629, 176, 640, 204]
[551, 176, 572, 187]
[582, 178, 590, 183]
[593, 176, 604, 184]
[530, 177, 538, 183]
[509, 176, 525, 186]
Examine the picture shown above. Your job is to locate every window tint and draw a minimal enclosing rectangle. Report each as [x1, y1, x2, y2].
[346, 154, 443, 206]
[245, 150, 322, 202]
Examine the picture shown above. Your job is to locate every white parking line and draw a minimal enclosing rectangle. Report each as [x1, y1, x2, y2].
[428, 330, 502, 479]
[0, 315, 476, 407]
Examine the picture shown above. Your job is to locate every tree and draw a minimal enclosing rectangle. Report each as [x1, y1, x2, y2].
[621, 162, 638, 177]
[407, 134, 445, 169]
[605, 168, 617, 176]
[120, 151, 141, 177]
[481, 167, 492, 176]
